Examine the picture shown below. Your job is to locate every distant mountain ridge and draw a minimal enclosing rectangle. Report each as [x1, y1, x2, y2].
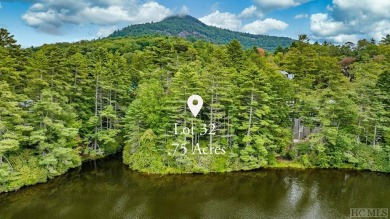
[108, 15, 294, 51]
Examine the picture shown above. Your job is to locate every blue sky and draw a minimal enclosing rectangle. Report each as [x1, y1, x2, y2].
[1, 0, 389, 47]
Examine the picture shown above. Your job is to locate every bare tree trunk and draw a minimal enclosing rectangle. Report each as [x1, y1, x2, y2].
[51, 68, 54, 89]
[184, 88, 187, 142]
[3, 156, 14, 171]
[373, 122, 377, 147]
[100, 90, 103, 130]
[0, 114, 2, 141]
[74, 66, 78, 86]
[114, 89, 118, 114]
[94, 74, 99, 150]
[357, 118, 361, 142]
[246, 88, 254, 147]
[298, 118, 301, 140]
[291, 118, 295, 144]
[364, 128, 368, 145]
[227, 113, 231, 148]
[137, 119, 141, 148]
[209, 80, 214, 148]
[191, 119, 194, 152]
[70, 65, 78, 103]
[39, 73, 43, 129]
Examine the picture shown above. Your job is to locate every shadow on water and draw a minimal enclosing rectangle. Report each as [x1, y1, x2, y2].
[0, 154, 389, 219]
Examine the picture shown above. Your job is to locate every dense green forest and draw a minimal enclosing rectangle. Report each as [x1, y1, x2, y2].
[109, 15, 294, 51]
[0, 27, 389, 193]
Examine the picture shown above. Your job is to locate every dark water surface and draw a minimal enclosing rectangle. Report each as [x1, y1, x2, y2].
[0, 155, 389, 219]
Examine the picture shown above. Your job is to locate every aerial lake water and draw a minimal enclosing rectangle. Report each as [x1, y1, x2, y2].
[1, 155, 389, 219]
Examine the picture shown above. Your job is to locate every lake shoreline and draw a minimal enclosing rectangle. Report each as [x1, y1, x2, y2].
[2, 155, 390, 219]
[2, 153, 389, 194]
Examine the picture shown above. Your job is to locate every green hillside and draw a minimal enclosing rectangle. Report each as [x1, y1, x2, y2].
[108, 15, 294, 51]
[1, 26, 390, 192]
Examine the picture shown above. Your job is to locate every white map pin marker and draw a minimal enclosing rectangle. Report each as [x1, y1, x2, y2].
[187, 95, 203, 117]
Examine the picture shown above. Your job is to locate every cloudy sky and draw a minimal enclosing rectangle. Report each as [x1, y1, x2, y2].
[0, 0, 389, 47]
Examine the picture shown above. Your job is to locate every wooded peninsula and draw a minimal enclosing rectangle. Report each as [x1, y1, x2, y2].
[0, 28, 389, 193]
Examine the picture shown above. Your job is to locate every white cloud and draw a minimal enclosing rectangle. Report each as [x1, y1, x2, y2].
[253, 0, 311, 11]
[128, 2, 171, 24]
[199, 10, 241, 30]
[178, 5, 189, 15]
[23, 9, 60, 26]
[312, 34, 359, 44]
[328, 34, 359, 44]
[241, 18, 288, 34]
[0, 3, 3, 9]
[309, 0, 390, 44]
[21, 0, 172, 35]
[97, 25, 118, 37]
[22, 8, 63, 34]
[199, 9, 288, 35]
[210, 2, 219, 12]
[368, 20, 390, 41]
[76, 6, 132, 25]
[333, 0, 390, 18]
[294, 13, 308, 19]
[31, 3, 45, 10]
[238, 5, 263, 19]
[310, 13, 344, 37]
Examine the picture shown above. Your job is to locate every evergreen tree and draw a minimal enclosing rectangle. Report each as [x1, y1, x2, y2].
[235, 66, 271, 169]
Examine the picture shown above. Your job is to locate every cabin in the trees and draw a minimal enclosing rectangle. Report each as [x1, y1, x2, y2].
[279, 71, 320, 142]
[280, 70, 294, 80]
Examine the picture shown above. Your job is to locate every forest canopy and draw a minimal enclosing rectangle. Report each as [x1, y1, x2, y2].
[0, 28, 389, 192]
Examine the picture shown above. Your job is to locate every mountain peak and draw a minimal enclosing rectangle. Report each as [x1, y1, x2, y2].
[109, 15, 294, 51]
[160, 15, 207, 28]
[163, 14, 195, 20]
[162, 15, 203, 23]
